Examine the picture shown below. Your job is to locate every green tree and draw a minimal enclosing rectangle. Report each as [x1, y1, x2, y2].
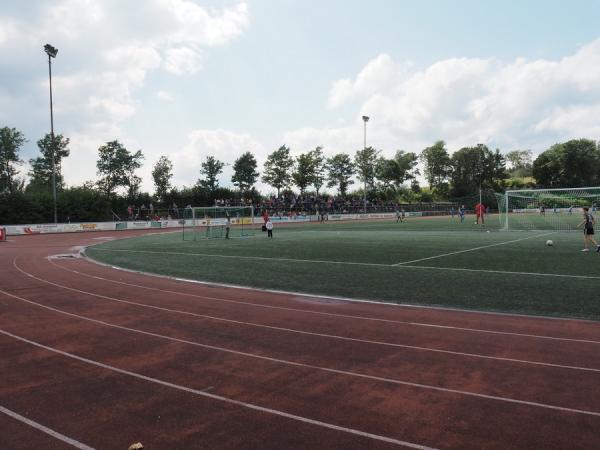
[394, 150, 420, 185]
[28, 133, 70, 192]
[0, 126, 26, 194]
[326, 153, 355, 196]
[151, 155, 173, 201]
[375, 151, 419, 196]
[450, 144, 507, 197]
[292, 146, 327, 196]
[292, 152, 315, 196]
[96, 140, 136, 196]
[262, 145, 294, 196]
[125, 150, 144, 199]
[375, 157, 398, 190]
[420, 141, 451, 191]
[532, 139, 600, 188]
[231, 151, 259, 192]
[198, 155, 224, 195]
[310, 146, 326, 195]
[354, 147, 380, 195]
[506, 149, 533, 177]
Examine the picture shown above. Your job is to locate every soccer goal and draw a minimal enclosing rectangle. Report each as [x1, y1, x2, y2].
[496, 187, 600, 231]
[182, 206, 255, 240]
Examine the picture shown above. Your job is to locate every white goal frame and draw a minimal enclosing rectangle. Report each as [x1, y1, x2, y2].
[499, 187, 600, 231]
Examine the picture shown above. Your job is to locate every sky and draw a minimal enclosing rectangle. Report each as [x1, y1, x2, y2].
[2, 0, 600, 194]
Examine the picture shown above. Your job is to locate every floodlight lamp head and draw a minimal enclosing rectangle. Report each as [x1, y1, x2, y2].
[362, 115, 370, 123]
[44, 44, 58, 58]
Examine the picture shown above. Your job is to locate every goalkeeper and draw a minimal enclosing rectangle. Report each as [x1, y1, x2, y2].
[225, 216, 231, 239]
[475, 202, 485, 225]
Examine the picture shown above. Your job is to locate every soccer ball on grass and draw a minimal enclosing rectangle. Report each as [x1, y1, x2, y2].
[546, 240, 554, 247]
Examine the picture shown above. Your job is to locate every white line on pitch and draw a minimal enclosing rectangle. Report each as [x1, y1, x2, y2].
[47, 258, 600, 344]
[0, 329, 434, 449]
[399, 264, 600, 280]
[85, 248, 600, 280]
[86, 236, 600, 281]
[15, 263, 600, 372]
[88, 248, 391, 268]
[393, 232, 556, 266]
[0, 405, 95, 450]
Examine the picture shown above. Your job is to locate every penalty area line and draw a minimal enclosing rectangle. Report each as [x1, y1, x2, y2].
[399, 264, 600, 280]
[393, 232, 556, 266]
[86, 242, 599, 280]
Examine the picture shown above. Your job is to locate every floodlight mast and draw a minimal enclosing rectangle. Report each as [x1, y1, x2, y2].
[44, 44, 58, 224]
[362, 115, 369, 214]
[477, 143, 484, 229]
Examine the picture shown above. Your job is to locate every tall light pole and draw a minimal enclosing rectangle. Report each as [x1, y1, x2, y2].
[362, 115, 369, 214]
[44, 43, 58, 224]
[477, 143, 484, 228]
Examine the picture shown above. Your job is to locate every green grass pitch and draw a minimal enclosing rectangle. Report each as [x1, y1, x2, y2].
[86, 215, 600, 320]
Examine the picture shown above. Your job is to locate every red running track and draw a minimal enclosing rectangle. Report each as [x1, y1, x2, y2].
[1, 230, 599, 449]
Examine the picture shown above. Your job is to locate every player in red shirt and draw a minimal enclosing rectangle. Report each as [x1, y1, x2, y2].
[475, 202, 485, 225]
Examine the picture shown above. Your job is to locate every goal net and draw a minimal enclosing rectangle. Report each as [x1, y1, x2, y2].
[182, 206, 255, 240]
[496, 187, 600, 231]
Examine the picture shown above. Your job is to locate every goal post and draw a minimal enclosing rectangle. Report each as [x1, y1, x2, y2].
[182, 205, 255, 240]
[496, 187, 600, 231]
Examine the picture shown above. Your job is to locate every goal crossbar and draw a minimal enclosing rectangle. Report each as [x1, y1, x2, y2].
[182, 205, 255, 240]
[497, 187, 600, 231]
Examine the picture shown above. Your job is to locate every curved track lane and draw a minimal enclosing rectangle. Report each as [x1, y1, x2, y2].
[1, 231, 599, 449]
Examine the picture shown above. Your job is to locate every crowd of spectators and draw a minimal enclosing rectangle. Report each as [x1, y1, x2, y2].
[125, 202, 181, 221]
[123, 194, 465, 221]
[253, 194, 450, 216]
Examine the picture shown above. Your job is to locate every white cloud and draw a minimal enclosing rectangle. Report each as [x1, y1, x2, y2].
[328, 54, 411, 108]
[0, 0, 251, 188]
[40, 0, 104, 40]
[0, 1, 249, 120]
[156, 90, 174, 101]
[322, 39, 600, 158]
[60, 122, 125, 187]
[157, 0, 250, 46]
[534, 104, 600, 136]
[0, 19, 19, 45]
[281, 127, 360, 157]
[104, 45, 162, 72]
[163, 47, 202, 75]
[170, 129, 265, 190]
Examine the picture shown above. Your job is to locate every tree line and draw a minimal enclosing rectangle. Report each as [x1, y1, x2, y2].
[1, 124, 600, 224]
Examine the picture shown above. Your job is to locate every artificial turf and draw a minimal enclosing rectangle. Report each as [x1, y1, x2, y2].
[85, 215, 600, 320]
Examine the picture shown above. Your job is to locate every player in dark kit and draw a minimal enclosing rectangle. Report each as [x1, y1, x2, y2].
[577, 207, 599, 253]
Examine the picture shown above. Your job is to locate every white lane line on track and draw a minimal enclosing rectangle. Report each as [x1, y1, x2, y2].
[0, 329, 434, 450]
[48, 258, 600, 346]
[2, 301, 600, 421]
[20, 261, 600, 373]
[393, 232, 556, 265]
[0, 405, 95, 450]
